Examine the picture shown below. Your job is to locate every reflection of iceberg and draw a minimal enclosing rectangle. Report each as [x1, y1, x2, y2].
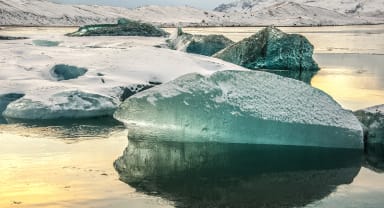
[262, 69, 318, 84]
[364, 142, 384, 173]
[3, 117, 124, 140]
[114, 140, 362, 208]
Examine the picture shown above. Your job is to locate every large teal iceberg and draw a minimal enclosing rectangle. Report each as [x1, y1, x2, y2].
[67, 18, 169, 37]
[114, 70, 363, 149]
[214, 26, 319, 72]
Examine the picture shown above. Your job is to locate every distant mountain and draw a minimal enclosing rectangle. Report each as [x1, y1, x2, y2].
[0, 0, 221, 27]
[215, 0, 384, 24]
[217, 1, 369, 26]
[0, 0, 382, 26]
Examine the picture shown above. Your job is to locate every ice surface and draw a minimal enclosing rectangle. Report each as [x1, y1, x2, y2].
[114, 70, 363, 149]
[32, 40, 60, 47]
[50, 64, 88, 81]
[67, 18, 169, 37]
[114, 140, 361, 207]
[0, 31, 245, 121]
[214, 26, 319, 72]
[3, 90, 117, 120]
[168, 28, 234, 56]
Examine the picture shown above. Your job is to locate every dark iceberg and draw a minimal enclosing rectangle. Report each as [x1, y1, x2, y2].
[67, 18, 169, 37]
[214, 26, 319, 72]
[168, 27, 234, 56]
[354, 105, 384, 172]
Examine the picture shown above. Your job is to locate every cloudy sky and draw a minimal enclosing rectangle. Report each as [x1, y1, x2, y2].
[52, 0, 234, 9]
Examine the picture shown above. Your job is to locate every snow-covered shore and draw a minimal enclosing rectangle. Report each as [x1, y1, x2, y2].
[0, 27, 246, 120]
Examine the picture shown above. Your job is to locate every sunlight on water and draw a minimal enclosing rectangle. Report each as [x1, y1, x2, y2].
[0, 128, 173, 208]
[311, 54, 384, 110]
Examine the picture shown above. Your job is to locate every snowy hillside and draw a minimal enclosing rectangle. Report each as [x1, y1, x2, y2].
[0, 0, 221, 27]
[0, 0, 382, 26]
[218, 2, 369, 26]
[215, 0, 384, 24]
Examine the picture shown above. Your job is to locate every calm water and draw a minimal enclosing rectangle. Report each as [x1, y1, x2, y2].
[1, 25, 384, 208]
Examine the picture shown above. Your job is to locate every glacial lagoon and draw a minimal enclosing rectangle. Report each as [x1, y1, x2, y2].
[0, 25, 384, 207]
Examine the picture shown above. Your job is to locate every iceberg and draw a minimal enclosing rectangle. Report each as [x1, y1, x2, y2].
[3, 90, 117, 120]
[0, 93, 24, 123]
[168, 27, 234, 56]
[354, 104, 384, 144]
[114, 70, 363, 149]
[354, 104, 384, 171]
[214, 26, 320, 72]
[114, 140, 362, 207]
[67, 18, 169, 37]
[50, 64, 87, 81]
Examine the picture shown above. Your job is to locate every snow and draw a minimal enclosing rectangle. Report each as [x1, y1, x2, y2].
[0, 27, 245, 120]
[0, 0, 221, 27]
[0, 0, 383, 26]
[114, 70, 363, 149]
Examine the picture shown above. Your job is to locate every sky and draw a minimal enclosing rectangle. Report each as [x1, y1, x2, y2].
[52, 0, 235, 9]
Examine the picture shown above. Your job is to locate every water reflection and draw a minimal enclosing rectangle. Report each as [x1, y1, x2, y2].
[115, 140, 362, 208]
[260, 69, 317, 83]
[365, 142, 384, 173]
[1, 117, 124, 141]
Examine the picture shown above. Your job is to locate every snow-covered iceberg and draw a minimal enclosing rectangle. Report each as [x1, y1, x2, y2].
[114, 70, 363, 149]
[67, 18, 169, 37]
[114, 140, 362, 207]
[3, 90, 117, 120]
[214, 26, 319, 72]
[168, 27, 234, 56]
